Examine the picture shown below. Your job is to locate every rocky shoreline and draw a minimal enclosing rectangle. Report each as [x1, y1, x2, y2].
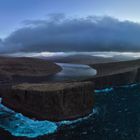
[1, 57, 140, 138]
[1, 58, 140, 121]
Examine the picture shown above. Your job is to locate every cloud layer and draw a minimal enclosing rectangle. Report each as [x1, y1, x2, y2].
[2, 15, 140, 53]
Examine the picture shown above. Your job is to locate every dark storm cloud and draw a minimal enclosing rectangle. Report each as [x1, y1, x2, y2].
[2, 15, 140, 52]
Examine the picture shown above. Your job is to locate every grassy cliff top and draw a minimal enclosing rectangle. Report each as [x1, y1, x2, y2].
[90, 59, 140, 77]
[0, 56, 62, 77]
[12, 82, 92, 92]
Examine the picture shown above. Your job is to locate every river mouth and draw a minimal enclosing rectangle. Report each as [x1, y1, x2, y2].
[0, 83, 140, 139]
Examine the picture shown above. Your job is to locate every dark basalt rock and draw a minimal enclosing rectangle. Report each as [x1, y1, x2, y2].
[135, 67, 140, 82]
[91, 69, 138, 89]
[88, 59, 140, 89]
[0, 75, 11, 98]
[2, 82, 94, 121]
[1, 58, 140, 122]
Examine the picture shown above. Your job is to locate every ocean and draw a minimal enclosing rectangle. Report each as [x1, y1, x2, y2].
[0, 83, 140, 140]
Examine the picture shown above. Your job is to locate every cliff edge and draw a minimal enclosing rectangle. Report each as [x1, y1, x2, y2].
[2, 82, 94, 121]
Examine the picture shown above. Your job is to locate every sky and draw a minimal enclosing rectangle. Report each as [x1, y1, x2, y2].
[1, 0, 140, 38]
[1, 0, 140, 53]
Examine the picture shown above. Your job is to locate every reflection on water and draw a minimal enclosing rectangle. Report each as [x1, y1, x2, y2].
[0, 83, 140, 139]
[48, 63, 97, 81]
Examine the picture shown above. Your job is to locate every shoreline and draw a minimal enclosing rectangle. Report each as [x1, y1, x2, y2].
[1, 57, 140, 138]
[0, 82, 140, 139]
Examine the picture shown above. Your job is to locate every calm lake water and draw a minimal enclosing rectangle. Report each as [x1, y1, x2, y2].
[48, 63, 97, 81]
[0, 83, 140, 140]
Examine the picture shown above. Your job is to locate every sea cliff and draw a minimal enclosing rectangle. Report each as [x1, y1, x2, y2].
[2, 82, 94, 121]
[1, 57, 140, 122]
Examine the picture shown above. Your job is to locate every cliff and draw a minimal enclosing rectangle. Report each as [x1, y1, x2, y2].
[0, 56, 62, 83]
[89, 59, 140, 89]
[2, 82, 94, 121]
[2, 58, 140, 122]
[91, 69, 137, 89]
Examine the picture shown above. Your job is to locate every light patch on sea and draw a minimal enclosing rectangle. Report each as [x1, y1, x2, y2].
[95, 88, 114, 93]
[0, 83, 138, 138]
[0, 98, 97, 138]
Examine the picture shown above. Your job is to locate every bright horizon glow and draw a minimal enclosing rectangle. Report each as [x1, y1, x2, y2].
[4, 51, 140, 60]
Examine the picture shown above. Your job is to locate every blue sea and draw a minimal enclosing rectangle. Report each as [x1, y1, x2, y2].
[0, 83, 140, 140]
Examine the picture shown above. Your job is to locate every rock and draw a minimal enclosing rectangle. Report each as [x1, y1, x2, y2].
[0, 56, 62, 83]
[2, 58, 140, 122]
[91, 69, 138, 89]
[0, 74, 12, 97]
[89, 59, 140, 89]
[2, 82, 94, 121]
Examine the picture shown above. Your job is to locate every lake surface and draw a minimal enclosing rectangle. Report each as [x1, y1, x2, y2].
[47, 63, 97, 81]
[0, 83, 140, 139]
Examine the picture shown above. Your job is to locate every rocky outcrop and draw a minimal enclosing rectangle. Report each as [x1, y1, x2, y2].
[0, 56, 62, 83]
[1, 58, 140, 122]
[0, 74, 12, 97]
[90, 69, 138, 89]
[88, 59, 140, 89]
[2, 82, 94, 121]
[135, 67, 140, 82]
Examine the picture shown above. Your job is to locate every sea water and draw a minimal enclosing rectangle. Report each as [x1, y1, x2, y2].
[0, 83, 140, 139]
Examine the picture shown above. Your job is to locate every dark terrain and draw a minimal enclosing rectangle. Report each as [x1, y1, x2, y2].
[0, 56, 140, 139]
[0, 83, 140, 140]
[0, 56, 62, 84]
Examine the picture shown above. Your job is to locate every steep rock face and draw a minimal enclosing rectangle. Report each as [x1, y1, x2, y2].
[2, 82, 94, 121]
[0, 74, 12, 97]
[91, 69, 138, 89]
[89, 60, 140, 89]
[2, 58, 140, 122]
[135, 67, 140, 82]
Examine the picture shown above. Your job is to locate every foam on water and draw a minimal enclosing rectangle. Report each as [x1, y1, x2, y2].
[0, 83, 138, 138]
[95, 88, 114, 93]
[94, 83, 140, 94]
[0, 103, 57, 138]
[58, 108, 98, 126]
[0, 99, 97, 138]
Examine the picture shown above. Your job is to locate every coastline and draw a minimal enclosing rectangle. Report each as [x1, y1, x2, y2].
[0, 56, 140, 138]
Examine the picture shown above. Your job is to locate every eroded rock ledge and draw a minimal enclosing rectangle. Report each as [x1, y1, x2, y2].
[1, 57, 140, 122]
[2, 82, 94, 121]
[89, 59, 140, 89]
